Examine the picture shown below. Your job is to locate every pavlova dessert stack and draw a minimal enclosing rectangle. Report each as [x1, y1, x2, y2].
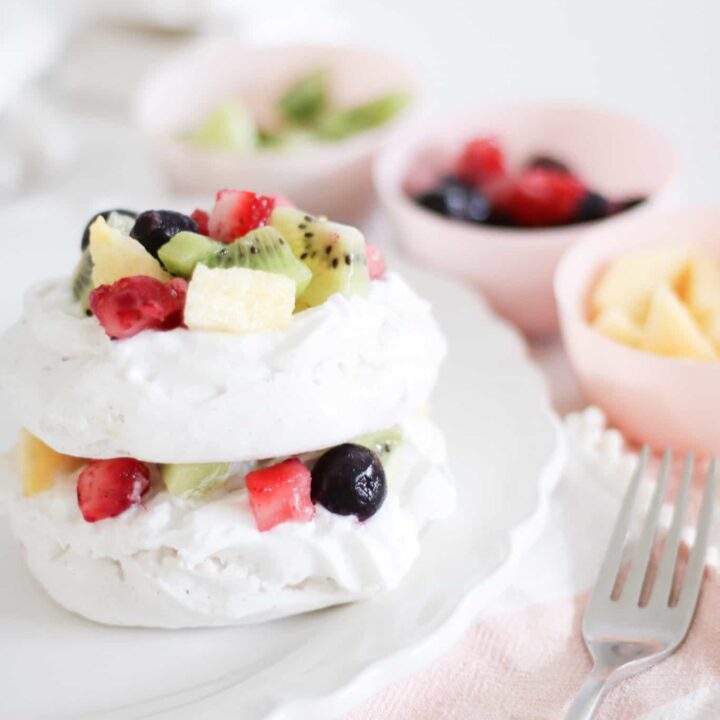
[0, 190, 454, 627]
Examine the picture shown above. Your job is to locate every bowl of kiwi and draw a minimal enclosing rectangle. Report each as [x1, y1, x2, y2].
[136, 40, 417, 222]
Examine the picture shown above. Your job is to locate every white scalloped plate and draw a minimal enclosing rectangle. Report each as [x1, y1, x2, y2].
[0, 205, 563, 720]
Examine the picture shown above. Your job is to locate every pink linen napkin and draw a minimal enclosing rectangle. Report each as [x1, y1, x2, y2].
[347, 408, 720, 720]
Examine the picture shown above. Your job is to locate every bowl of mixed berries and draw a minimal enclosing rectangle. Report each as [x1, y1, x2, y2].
[375, 104, 676, 335]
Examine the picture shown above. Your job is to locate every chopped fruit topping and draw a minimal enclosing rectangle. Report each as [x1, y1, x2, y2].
[366, 244, 386, 280]
[191, 209, 210, 235]
[184, 264, 295, 334]
[455, 136, 505, 186]
[205, 227, 312, 297]
[497, 168, 586, 227]
[416, 178, 490, 223]
[245, 458, 314, 531]
[77, 458, 150, 522]
[162, 462, 232, 499]
[89, 276, 187, 340]
[208, 190, 276, 243]
[81, 209, 137, 250]
[269, 207, 370, 307]
[130, 210, 200, 259]
[89, 216, 171, 287]
[72, 249, 94, 311]
[17, 429, 85, 497]
[158, 232, 223, 277]
[311, 443, 386, 521]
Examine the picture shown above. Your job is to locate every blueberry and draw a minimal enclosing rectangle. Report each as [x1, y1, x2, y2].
[416, 179, 491, 223]
[416, 189, 449, 215]
[311, 443, 386, 521]
[574, 191, 610, 223]
[81, 208, 137, 250]
[527, 155, 571, 174]
[130, 210, 199, 259]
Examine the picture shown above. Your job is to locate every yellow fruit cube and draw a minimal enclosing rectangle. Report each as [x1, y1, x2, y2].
[184, 265, 295, 334]
[17, 429, 85, 497]
[683, 255, 720, 328]
[642, 284, 717, 362]
[592, 307, 644, 348]
[591, 247, 689, 324]
[89, 216, 170, 287]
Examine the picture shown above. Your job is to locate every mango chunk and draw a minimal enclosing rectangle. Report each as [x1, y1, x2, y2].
[17, 429, 85, 497]
[642, 284, 717, 362]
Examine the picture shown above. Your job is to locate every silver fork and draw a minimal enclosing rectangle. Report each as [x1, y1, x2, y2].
[565, 448, 716, 720]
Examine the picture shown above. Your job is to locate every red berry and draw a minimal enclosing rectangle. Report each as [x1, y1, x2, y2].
[77, 458, 150, 522]
[497, 168, 586, 227]
[89, 276, 187, 340]
[208, 190, 276, 243]
[455, 136, 505, 186]
[245, 459, 314, 532]
[191, 209, 210, 235]
[366, 244, 386, 280]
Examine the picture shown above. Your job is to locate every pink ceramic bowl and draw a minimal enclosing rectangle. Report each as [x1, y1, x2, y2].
[374, 104, 676, 336]
[555, 207, 720, 456]
[135, 41, 417, 221]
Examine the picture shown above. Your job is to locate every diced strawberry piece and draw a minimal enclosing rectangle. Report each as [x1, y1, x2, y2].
[455, 136, 505, 186]
[208, 190, 276, 243]
[245, 459, 314, 532]
[366, 244, 386, 280]
[191, 209, 210, 235]
[89, 276, 187, 340]
[496, 168, 586, 227]
[77, 458, 150, 522]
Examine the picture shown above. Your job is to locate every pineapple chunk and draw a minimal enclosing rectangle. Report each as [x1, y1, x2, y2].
[684, 255, 720, 328]
[593, 307, 644, 348]
[184, 264, 295, 334]
[89, 216, 170, 287]
[642, 284, 717, 361]
[17, 429, 85, 497]
[591, 247, 688, 324]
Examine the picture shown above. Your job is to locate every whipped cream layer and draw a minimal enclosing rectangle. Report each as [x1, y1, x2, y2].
[0, 273, 445, 462]
[9, 416, 455, 628]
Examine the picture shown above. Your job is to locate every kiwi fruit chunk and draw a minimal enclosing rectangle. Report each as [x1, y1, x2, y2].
[185, 100, 257, 154]
[73, 211, 138, 311]
[269, 207, 369, 307]
[204, 226, 312, 298]
[71, 249, 94, 311]
[162, 462, 232, 499]
[278, 69, 327, 126]
[158, 231, 224, 277]
[316, 93, 410, 140]
[353, 427, 403, 459]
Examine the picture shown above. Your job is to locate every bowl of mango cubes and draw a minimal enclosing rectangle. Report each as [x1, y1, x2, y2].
[556, 207, 720, 455]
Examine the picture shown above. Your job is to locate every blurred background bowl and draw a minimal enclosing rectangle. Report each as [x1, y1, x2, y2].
[135, 40, 418, 222]
[555, 207, 720, 456]
[375, 103, 676, 336]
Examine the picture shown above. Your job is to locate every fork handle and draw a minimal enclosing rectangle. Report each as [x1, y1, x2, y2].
[564, 668, 613, 720]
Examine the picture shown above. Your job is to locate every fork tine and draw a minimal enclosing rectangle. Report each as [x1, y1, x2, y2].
[676, 458, 716, 618]
[592, 446, 648, 599]
[651, 453, 694, 607]
[623, 449, 672, 604]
